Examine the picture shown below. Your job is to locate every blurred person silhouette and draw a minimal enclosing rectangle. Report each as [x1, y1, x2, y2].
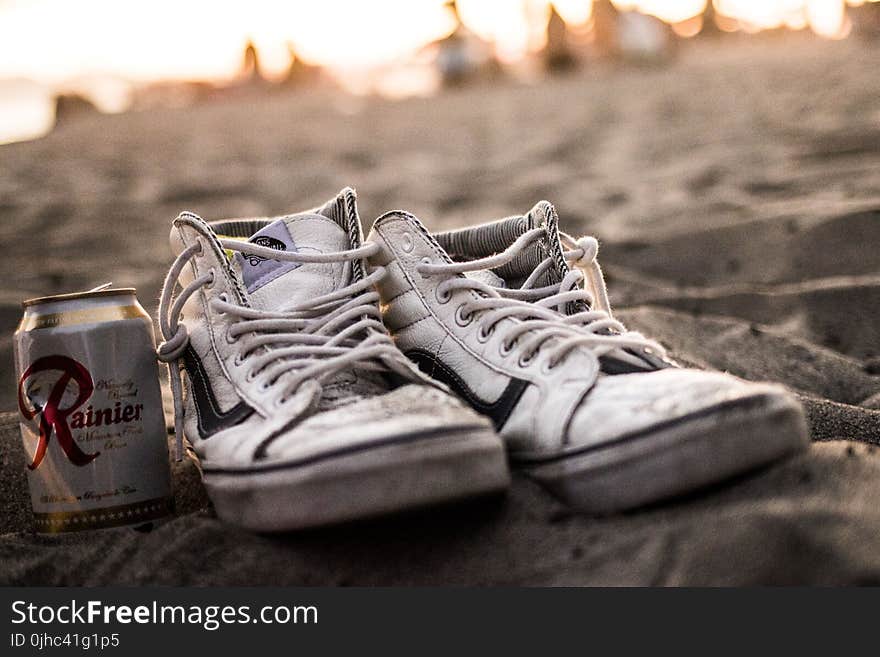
[283, 42, 321, 87]
[433, 0, 500, 87]
[543, 5, 578, 72]
[592, 0, 674, 63]
[53, 93, 98, 127]
[240, 40, 264, 84]
[851, 1, 880, 37]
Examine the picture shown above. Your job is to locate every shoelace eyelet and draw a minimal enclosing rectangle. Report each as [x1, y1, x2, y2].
[213, 293, 228, 316]
[499, 340, 515, 356]
[476, 324, 494, 343]
[435, 287, 451, 304]
[159, 233, 421, 462]
[401, 232, 414, 253]
[204, 269, 216, 289]
[518, 353, 535, 368]
[455, 306, 474, 327]
[541, 358, 559, 374]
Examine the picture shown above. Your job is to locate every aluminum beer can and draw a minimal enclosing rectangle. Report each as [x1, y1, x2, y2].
[13, 287, 173, 532]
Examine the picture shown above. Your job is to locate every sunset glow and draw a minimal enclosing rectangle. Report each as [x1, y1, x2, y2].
[0, 0, 875, 86]
[0, 0, 877, 144]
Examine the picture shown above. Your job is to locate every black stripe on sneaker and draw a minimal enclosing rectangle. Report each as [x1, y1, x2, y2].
[182, 346, 254, 438]
[404, 348, 529, 430]
[512, 393, 779, 465]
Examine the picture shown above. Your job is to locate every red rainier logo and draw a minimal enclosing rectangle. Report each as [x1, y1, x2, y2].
[17, 355, 100, 470]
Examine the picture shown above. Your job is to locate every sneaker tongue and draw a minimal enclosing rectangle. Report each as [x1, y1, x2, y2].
[230, 211, 392, 402]
[475, 201, 568, 288]
[465, 269, 507, 288]
[232, 213, 350, 311]
[436, 202, 568, 288]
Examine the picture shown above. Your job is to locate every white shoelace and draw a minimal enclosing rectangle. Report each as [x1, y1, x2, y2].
[417, 228, 664, 372]
[157, 236, 419, 460]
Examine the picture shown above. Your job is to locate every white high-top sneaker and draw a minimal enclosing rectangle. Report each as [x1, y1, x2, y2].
[156, 189, 508, 531]
[366, 203, 808, 513]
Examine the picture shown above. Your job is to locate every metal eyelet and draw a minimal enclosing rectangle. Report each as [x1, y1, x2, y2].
[435, 287, 451, 304]
[401, 232, 414, 253]
[518, 352, 535, 368]
[499, 340, 515, 356]
[454, 305, 473, 327]
[476, 324, 494, 343]
[204, 269, 216, 289]
[226, 326, 237, 345]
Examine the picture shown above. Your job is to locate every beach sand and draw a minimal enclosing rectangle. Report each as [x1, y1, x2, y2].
[1, 34, 879, 585]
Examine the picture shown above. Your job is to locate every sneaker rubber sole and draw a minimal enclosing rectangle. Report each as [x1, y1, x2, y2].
[515, 392, 809, 514]
[199, 424, 510, 532]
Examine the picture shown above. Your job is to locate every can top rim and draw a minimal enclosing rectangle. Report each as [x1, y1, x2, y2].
[22, 288, 137, 308]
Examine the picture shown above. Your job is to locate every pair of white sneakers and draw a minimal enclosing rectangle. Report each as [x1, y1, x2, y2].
[157, 187, 808, 531]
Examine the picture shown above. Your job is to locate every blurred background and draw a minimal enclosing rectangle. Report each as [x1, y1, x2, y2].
[3, 0, 880, 144]
[2, 0, 880, 413]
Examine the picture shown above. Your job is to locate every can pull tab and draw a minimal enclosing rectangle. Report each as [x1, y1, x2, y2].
[86, 282, 113, 293]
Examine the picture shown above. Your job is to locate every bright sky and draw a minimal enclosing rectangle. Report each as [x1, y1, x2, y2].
[0, 0, 871, 144]
[0, 0, 457, 82]
[0, 0, 869, 86]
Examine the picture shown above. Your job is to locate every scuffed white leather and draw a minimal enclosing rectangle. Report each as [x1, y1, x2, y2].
[368, 211, 797, 459]
[554, 369, 787, 458]
[369, 212, 599, 450]
[171, 217, 277, 420]
[234, 214, 349, 311]
[195, 384, 489, 468]
[167, 204, 494, 472]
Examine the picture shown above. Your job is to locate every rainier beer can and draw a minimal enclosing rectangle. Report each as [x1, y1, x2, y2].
[13, 287, 173, 532]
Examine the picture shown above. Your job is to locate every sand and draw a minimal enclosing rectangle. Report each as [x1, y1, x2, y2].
[1, 33, 879, 585]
